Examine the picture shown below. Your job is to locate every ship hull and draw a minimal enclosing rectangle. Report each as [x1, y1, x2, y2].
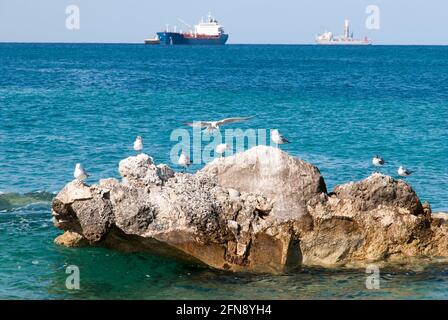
[316, 42, 372, 46]
[157, 32, 228, 45]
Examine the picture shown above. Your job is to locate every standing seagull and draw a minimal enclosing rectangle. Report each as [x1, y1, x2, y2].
[398, 166, 413, 177]
[185, 116, 255, 133]
[271, 129, 290, 145]
[178, 152, 191, 172]
[215, 143, 229, 157]
[133, 136, 143, 154]
[74, 163, 89, 182]
[372, 155, 385, 167]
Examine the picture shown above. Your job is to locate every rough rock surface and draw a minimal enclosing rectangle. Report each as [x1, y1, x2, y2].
[202, 146, 327, 220]
[52, 146, 448, 273]
[54, 230, 88, 247]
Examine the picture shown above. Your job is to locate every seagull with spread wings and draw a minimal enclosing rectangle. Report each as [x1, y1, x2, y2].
[185, 116, 255, 133]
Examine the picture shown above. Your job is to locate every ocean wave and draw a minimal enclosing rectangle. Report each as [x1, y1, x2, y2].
[0, 191, 55, 212]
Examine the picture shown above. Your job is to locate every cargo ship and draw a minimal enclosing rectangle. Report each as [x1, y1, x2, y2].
[155, 13, 228, 45]
[316, 20, 372, 45]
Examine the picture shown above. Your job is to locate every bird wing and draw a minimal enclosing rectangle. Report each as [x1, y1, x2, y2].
[185, 121, 212, 128]
[217, 116, 255, 126]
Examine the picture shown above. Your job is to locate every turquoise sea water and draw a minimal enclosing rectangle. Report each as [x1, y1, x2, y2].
[1, 44, 448, 299]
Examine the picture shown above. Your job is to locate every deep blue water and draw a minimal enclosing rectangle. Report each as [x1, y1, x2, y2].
[1, 44, 448, 299]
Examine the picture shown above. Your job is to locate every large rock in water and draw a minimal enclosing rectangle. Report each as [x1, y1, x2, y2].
[52, 146, 448, 273]
[201, 146, 327, 220]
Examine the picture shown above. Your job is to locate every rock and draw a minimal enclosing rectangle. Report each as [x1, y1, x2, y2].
[422, 201, 432, 216]
[432, 213, 448, 226]
[54, 231, 88, 247]
[330, 173, 423, 215]
[52, 147, 448, 273]
[118, 153, 173, 188]
[54, 180, 93, 204]
[227, 220, 239, 238]
[236, 243, 247, 256]
[303, 173, 430, 266]
[156, 164, 175, 182]
[228, 188, 240, 200]
[202, 146, 327, 220]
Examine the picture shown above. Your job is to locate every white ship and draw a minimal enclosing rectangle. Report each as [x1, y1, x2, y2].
[316, 20, 372, 45]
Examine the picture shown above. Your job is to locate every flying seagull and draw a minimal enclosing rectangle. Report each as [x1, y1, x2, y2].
[74, 163, 89, 182]
[398, 166, 413, 177]
[372, 155, 385, 167]
[271, 129, 290, 145]
[178, 152, 191, 172]
[185, 116, 255, 133]
[215, 143, 230, 157]
[133, 136, 143, 153]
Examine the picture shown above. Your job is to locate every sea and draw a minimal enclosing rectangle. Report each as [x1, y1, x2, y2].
[0, 44, 447, 299]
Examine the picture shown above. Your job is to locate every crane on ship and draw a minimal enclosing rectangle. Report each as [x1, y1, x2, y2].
[177, 18, 193, 34]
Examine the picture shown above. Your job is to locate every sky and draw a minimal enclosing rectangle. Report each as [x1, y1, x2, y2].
[0, 0, 447, 44]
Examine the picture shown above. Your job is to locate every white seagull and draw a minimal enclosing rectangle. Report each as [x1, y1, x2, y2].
[133, 136, 143, 153]
[271, 129, 290, 145]
[372, 155, 385, 167]
[215, 143, 230, 157]
[74, 163, 89, 182]
[398, 166, 413, 177]
[185, 116, 255, 133]
[178, 152, 191, 172]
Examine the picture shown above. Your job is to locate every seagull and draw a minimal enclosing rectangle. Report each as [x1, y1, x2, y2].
[372, 155, 385, 167]
[74, 163, 89, 182]
[215, 143, 229, 157]
[398, 166, 413, 177]
[133, 136, 143, 153]
[185, 116, 255, 133]
[178, 152, 191, 172]
[271, 129, 290, 145]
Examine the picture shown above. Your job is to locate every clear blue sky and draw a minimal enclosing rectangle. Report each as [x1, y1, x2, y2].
[0, 0, 447, 44]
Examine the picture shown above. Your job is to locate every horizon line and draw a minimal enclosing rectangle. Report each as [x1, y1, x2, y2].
[1, 41, 448, 46]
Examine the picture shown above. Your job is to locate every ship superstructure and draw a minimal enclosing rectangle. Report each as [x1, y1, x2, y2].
[155, 13, 229, 45]
[316, 20, 372, 45]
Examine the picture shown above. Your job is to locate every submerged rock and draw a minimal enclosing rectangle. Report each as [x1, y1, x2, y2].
[52, 146, 448, 273]
[54, 230, 88, 247]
